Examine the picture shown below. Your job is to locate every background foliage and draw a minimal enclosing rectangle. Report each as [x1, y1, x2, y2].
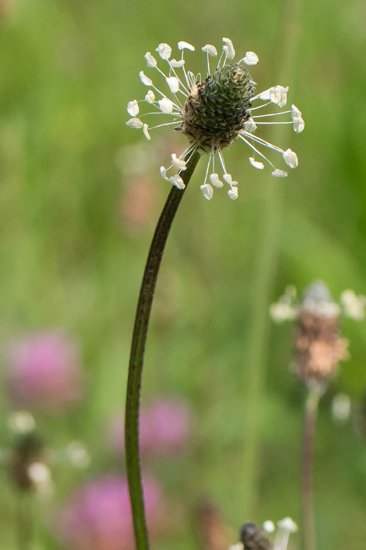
[1, 0, 366, 548]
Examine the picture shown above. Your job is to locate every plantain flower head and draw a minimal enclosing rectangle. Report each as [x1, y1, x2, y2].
[126, 39, 304, 200]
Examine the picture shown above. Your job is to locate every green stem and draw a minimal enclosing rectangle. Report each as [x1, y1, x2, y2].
[16, 494, 32, 550]
[125, 151, 201, 550]
[302, 386, 321, 550]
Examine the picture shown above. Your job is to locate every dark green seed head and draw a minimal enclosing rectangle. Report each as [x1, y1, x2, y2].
[179, 63, 255, 153]
[240, 523, 273, 550]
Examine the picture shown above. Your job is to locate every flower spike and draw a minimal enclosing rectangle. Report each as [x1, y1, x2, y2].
[126, 38, 304, 199]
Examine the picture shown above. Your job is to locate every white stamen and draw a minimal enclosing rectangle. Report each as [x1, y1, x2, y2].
[126, 117, 144, 129]
[291, 104, 302, 119]
[145, 90, 155, 103]
[263, 520, 275, 533]
[142, 123, 151, 140]
[202, 44, 217, 56]
[170, 59, 185, 68]
[293, 116, 305, 133]
[171, 153, 187, 171]
[209, 173, 224, 188]
[223, 173, 238, 185]
[241, 131, 283, 153]
[139, 71, 153, 86]
[178, 41, 195, 51]
[270, 85, 289, 107]
[158, 97, 174, 114]
[272, 169, 288, 177]
[249, 157, 264, 169]
[255, 85, 289, 107]
[228, 187, 238, 200]
[239, 135, 276, 168]
[166, 76, 180, 93]
[242, 51, 259, 65]
[155, 43, 172, 60]
[127, 100, 139, 117]
[144, 52, 157, 68]
[187, 71, 196, 89]
[283, 149, 298, 168]
[244, 118, 257, 132]
[169, 174, 185, 189]
[222, 37, 235, 60]
[200, 183, 213, 200]
[160, 166, 169, 181]
[277, 518, 298, 533]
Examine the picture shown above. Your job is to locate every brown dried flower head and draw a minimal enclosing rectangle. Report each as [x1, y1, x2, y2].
[270, 281, 366, 389]
[293, 282, 349, 387]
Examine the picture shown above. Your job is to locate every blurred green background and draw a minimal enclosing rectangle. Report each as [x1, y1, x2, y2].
[1, 0, 366, 548]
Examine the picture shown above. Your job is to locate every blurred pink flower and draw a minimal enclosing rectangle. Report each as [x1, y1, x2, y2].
[59, 474, 163, 550]
[5, 332, 83, 411]
[109, 397, 192, 455]
[120, 176, 158, 235]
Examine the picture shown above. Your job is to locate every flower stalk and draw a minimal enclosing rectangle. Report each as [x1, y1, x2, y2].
[125, 151, 201, 550]
[302, 386, 321, 550]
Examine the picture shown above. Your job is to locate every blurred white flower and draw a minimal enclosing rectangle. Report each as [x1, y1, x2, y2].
[331, 393, 352, 423]
[340, 289, 366, 320]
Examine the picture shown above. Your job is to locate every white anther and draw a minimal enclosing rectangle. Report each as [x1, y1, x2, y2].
[202, 44, 218, 56]
[127, 100, 139, 117]
[293, 116, 305, 133]
[144, 52, 157, 68]
[145, 90, 155, 103]
[243, 51, 259, 65]
[169, 174, 185, 189]
[171, 153, 187, 171]
[143, 124, 151, 140]
[249, 157, 264, 169]
[223, 173, 237, 185]
[283, 149, 298, 168]
[244, 118, 257, 132]
[160, 166, 169, 181]
[158, 97, 174, 114]
[271, 169, 288, 177]
[139, 71, 153, 86]
[200, 183, 214, 200]
[209, 173, 224, 188]
[155, 43, 172, 60]
[170, 59, 185, 68]
[291, 104, 302, 119]
[222, 37, 235, 60]
[166, 76, 180, 93]
[178, 41, 195, 51]
[270, 85, 289, 107]
[258, 85, 289, 107]
[126, 117, 144, 129]
[228, 187, 239, 200]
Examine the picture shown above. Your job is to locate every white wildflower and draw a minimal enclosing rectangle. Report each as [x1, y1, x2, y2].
[127, 38, 304, 199]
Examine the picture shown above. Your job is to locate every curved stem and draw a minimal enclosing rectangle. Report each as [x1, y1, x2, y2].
[302, 386, 321, 550]
[125, 151, 201, 550]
